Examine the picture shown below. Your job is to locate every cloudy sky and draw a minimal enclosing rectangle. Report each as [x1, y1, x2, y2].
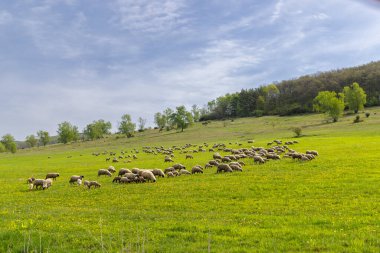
[1, 0, 380, 140]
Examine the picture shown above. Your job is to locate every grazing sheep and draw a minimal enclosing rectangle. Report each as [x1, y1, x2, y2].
[151, 169, 165, 178]
[164, 167, 175, 174]
[141, 171, 156, 182]
[27, 177, 35, 184]
[173, 164, 186, 171]
[118, 168, 132, 176]
[217, 164, 233, 173]
[213, 153, 222, 160]
[253, 156, 265, 164]
[164, 157, 174, 162]
[230, 164, 243, 172]
[120, 177, 131, 184]
[112, 158, 119, 163]
[172, 171, 179, 176]
[222, 157, 232, 162]
[124, 173, 138, 180]
[167, 172, 174, 177]
[112, 177, 121, 183]
[238, 161, 246, 166]
[132, 168, 140, 174]
[306, 150, 319, 156]
[179, 169, 191, 175]
[83, 180, 90, 187]
[191, 166, 203, 174]
[205, 163, 212, 169]
[98, 169, 112, 177]
[108, 166, 116, 173]
[88, 181, 101, 188]
[186, 155, 193, 159]
[208, 160, 219, 166]
[45, 173, 60, 180]
[69, 175, 84, 184]
[247, 140, 254, 143]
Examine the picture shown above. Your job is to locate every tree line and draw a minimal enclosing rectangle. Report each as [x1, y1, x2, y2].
[200, 61, 380, 120]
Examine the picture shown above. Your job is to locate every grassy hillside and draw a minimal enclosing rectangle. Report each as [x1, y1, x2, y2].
[1, 109, 379, 252]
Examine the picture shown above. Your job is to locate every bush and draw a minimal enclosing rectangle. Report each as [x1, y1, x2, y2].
[292, 127, 302, 137]
[353, 115, 362, 123]
[365, 112, 370, 118]
[254, 110, 264, 117]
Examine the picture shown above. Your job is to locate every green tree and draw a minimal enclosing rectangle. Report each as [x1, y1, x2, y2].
[118, 114, 136, 137]
[57, 121, 79, 144]
[0, 142, 6, 153]
[191, 104, 201, 122]
[83, 119, 112, 140]
[25, 135, 38, 147]
[343, 82, 367, 113]
[1, 134, 17, 153]
[169, 106, 194, 132]
[154, 112, 166, 130]
[37, 130, 50, 146]
[313, 91, 345, 122]
[138, 117, 146, 131]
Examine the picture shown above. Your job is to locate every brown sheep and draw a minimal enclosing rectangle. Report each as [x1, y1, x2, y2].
[151, 169, 165, 178]
[108, 166, 116, 173]
[120, 177, 131, 184]
[69, 175, 84, 184]
[118, 168, 132, 176]
[98, 169, 112, 177]
[164, 157, 174, 162]
[167, 172, 174, 177]
[179, 169, 191, 175]
[208, 160, 219, 166]
[217, 164, 233, 173]
[164, 167, 175, 174]
[173, 163, 186, 171]
[186, 155, 193, 159]
[222, 157, 232, 163]
[45, 173, 60, 180]
[191, 166, 203, 174]
[141, 171, 156, 182]
[112, 177, 121, 183]
[230, 164, 243, 172]
[131, 168, 140, 174]
[213, 153, 222, 160]
[253, 156, 265, 164]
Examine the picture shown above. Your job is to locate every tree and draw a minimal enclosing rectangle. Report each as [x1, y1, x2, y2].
[343, 82, 367, 113]
[0, 143, 6, 153]
[25, 135, 38, 148]
[1, 134, 17, 153]
[83, 119, 112, 140]
[138, 117, 146, 132]
[191, 104, 201, 122]
[313, 91, 345, 122]
[154, 112, 166, 130]
[37, 130, 50, 146]
[169, 106, 194, 132]
[57, 121, 79, 144]
[118, 114, 136, 137]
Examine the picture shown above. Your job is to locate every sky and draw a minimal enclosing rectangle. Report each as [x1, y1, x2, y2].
[1, 0, 380, 140]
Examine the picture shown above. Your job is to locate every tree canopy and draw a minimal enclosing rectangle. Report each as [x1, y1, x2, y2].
[343, 82, 367, 113]
[1, 134, 17, 153]
[37, 130, 50, 146]
[25, 135, 38, 147]
[118, 114, 136, 137]
[83, 119, 112, 140]
[57, 122, 79, 144]
[313, 91, 345, 122]
[169, 106, 194, 132]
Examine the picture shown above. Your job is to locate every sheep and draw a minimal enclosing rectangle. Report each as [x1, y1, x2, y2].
[132, 168, 140, 174]
[173, 163, 186, 171]
[45, 173, 60, 180]
[151, 169, 165, 178]
[83, 180, 90, 187]
[112, 158, 119, 163]
[108, 166, 116, 173]
[98, 169, 112, 177]
[124, 173, 138, 180]
[164, 157, 174, 162]
[306, 150, 319, 156]
[164, 167, 175, 174]
[120, 177, 131, 184]
[238, 161, 246, 166]
[69, 175, 84, 184]
[191, 166, 203, 174]
[141, 170, 156, 182]
[253, 156, 265, 164]
[205, 163, 212, 169]
[217, 164, 233, 173]
[221, 157, 232, 163]
[167, 172, 174, 177]
[247, 140, 254, 143]
[179, 169, 191, 175]
[32, 179, 52, 190]
[213, 153, 222, 160]
[118, 168, 132, 176]
[186, 155, 193, 159]
[208, 160, 219, 166]
[112, 177, 121, 183]
[88, 181, 101, 188]
[27, 177, 35, 184]
[230, 164, 243, 172]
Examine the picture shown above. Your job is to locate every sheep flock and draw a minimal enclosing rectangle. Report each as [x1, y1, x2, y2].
[26, 139, 318, 191]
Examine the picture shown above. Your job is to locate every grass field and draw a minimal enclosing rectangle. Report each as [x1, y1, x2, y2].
[0, 109, 379, 252]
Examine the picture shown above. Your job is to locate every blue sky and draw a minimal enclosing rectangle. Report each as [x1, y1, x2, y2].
[1, 0, 380, 140]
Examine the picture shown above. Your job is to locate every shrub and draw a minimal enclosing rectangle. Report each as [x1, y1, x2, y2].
[292, 127, 302, 137]
[365, 112, 370, 118]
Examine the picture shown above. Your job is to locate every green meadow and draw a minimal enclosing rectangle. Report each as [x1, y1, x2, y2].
[0, 109, 379, 252]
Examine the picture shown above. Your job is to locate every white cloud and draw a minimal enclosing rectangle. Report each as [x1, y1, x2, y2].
[0, 11, 12, 25]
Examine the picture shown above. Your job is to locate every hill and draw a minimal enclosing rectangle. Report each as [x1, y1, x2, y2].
[0, 109, 379, 252]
